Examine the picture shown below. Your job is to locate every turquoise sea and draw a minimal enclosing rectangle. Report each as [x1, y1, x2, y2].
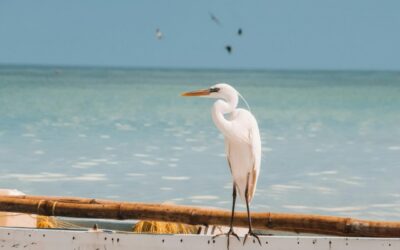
[0, 66, 399, 221]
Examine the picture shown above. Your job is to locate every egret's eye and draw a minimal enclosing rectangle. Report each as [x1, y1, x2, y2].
[209, 87, 220, 93]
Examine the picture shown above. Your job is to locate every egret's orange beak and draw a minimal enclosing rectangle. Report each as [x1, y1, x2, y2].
[181, 89, 210, 97]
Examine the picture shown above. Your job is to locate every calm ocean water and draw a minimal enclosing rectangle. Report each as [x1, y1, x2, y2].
[0, 66, 399, 220]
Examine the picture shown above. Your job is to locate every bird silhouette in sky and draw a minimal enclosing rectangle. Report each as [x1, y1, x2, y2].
[209, 12, 221, 26]
[155, 28, 163, 40]
[225, 45, 232, 54]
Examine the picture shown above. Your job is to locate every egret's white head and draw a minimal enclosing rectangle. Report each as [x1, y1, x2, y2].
[182, 83, 251, 112]
[181, 83, 238, 100]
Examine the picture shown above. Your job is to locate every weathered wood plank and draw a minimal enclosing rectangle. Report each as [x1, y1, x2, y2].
[1, 195, 400, 237]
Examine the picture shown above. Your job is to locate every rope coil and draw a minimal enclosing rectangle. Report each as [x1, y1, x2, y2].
[37, 200, 44, 215]
[51, 201, 58, 216]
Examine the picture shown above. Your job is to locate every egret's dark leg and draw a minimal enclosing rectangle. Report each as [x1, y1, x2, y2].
[212, 183, 240, 249]
[243, 174, 262, 246]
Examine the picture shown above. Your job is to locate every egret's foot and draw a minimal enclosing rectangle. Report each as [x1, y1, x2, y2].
[212, 228, 240, 249]
[243, 230, 261, 246]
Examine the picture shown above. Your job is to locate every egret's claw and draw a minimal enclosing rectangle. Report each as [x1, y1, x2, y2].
[243, 230, 261, 246]
[212, 228, 240, 241]
[212, 228, 241, 250]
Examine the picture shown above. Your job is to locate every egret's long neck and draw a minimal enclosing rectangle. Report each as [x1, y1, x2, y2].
[211, 94, 238, 138]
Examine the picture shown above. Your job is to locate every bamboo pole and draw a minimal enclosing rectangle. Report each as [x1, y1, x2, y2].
[1, 195, 400, 237]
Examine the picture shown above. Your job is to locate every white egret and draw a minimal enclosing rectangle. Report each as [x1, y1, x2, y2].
[181, 83, 262, 247]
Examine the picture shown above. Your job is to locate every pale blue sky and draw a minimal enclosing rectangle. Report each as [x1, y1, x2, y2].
[1, 0, 399, 70]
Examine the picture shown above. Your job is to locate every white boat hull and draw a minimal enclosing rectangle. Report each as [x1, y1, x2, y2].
[0, 227, 399, 250]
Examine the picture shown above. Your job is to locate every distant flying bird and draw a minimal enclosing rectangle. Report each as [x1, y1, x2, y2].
[209, 12, 221, 26]
[182, 83, 262, 248]
[238, 28, 243, 36]
[225, 45, 232, 54]
[155, 28, 163, 40]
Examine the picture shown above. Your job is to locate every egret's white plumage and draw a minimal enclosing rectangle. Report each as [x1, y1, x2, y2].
[182, 83, 262, 247]
[209, 83, 261, 203]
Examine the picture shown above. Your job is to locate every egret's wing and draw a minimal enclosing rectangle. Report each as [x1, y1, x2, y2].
[227, 109, 261, 202]
[249, 126, 261, 174]
[246, 126, 261, 202]
[229, 109, 261, 162]
[224, 140, 233, 174]
[237, 109, 261, 202]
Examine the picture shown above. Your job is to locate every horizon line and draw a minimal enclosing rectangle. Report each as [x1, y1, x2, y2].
[0, 63, 399, 73]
